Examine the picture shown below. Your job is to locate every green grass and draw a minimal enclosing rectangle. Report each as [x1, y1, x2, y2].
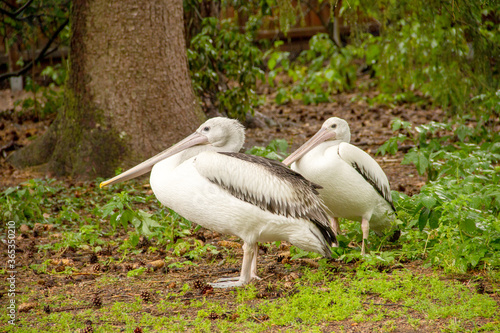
[5, 267, 498, 332]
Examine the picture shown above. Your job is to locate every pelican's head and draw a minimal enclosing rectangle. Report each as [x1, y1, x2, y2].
[197, 117, 245, 152]
[282, 117, 351, 166]
[320, 117, 351, 143]
[100, 117, 245, 188]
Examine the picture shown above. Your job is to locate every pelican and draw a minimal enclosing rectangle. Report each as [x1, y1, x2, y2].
[282, 117, 399, 255]
[101, 117, 335, 288]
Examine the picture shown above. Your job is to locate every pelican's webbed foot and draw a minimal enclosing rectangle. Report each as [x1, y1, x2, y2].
[209, 278, 246, 288]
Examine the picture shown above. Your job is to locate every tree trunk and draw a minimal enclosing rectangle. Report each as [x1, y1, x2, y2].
[9, 0, 205, 178]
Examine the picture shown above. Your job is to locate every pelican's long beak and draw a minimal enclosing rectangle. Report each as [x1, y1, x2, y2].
[282, 128, 336, 166]
[100, 132, 209, 188]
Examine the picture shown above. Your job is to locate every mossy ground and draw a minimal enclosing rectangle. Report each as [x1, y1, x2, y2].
[1, 214, 499, 332]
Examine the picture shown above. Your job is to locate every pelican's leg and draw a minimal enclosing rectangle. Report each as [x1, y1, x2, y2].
[250, 243, 261, 280]
[210, 242, 254, 288]
[330, 216, 340, 235]
[215, 244, 260, 282]
[330, 216, 340, 247]
[361, 218, 369, 255]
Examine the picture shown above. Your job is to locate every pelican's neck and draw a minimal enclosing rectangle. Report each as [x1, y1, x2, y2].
[220, 139, 243, 154]
[213, 129, 245, 154]
[312, 140, 341, 157]
[291, 140, 336, 171]
[178, 145, 214, 165]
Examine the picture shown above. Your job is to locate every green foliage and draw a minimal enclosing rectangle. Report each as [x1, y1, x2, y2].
[267, 35, 358, 104]
[246, 139, 289, 160]
[230, 269, 498, 329]
[263, 1, 498, 119]
[184, 243, 219, 261]
[377, 119, 413, 155]
[38, 225, 104, 252]
[0, 0, 70, 58]
[1, 1, 69, 116]
[379, 120, 500, 272]
[101, 192, 161, 236]
[99, 185, 218, 262]
[0, 177, 222, 266]
[344, 0, 500, 118]
[1, 179, 63, 225]
[14, 63, 67, 118]
[188, 16, 265, 120]
[127, 266, 146, 277]
[168, 260, 197, 269]
[289, 246, 321, 260]
[379, 118, 500, 181]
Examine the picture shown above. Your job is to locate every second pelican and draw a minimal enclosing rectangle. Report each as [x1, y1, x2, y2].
[283, 117, 399, 254]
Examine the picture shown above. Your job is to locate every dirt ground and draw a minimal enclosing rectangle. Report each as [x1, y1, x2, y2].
[1, 84, 498, 332]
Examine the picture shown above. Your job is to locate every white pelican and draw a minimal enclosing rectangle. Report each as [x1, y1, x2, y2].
[101, 117, 335, 288]
[282, 117, 399, 255]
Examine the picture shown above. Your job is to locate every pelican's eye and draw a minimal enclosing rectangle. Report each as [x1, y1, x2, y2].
[203, 126, 210, 132]
[331, 124, 337, 129]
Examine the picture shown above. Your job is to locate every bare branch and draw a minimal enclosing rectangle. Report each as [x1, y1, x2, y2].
[0, 17, 69, 82]
[0, 0, 34, 19]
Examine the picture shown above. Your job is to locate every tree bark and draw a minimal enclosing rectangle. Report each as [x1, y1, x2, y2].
[9, 0, 205, 178]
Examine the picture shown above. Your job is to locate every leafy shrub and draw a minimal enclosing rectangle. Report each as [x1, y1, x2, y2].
[1, 179, 63, 226]
[2, 0, 69, 116]
[101, 192, 162, 236]
[344, 0, 500, 119]
[188, 16, 265, 120]
[246, 139, 289, 160]
[380, 120, 500, 272]
[264, 1, 498, 119]
[267, 34, 358, 105]
[14, 64, 67, 118]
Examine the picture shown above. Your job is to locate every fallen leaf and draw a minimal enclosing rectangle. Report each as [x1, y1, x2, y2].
[19, 224, 30, 233]
[300, 258, 319, 268]
[146, 260, 165, 271]
[50, 259, 74, 266]
[18, 302, 37, 313]
[217, 240, 241, 249]
[285, 272, 299, 282]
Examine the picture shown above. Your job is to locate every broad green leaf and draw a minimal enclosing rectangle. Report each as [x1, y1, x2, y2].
[272, 139, 288, 153]
[418, 207, 430, 231]
[268, 54, 277, 70]
[142, 223, 152, 236]
[264, 152, 282, 161]
[101, 202, 116, 218]
[428, 209, 441, 229]
[110, 212, 120, 230]
[421, 195, 437, 209]
[3, 187, 16, 196]
[459, 217, 477, 234]
[324, 69, 336, 82]
[402, 150, 429, 175]
[365, 44, 380, 64]
[130, 216, 141, 229]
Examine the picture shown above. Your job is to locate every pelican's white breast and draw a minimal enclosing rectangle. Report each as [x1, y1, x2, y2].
[291, 141, 393, 233]
[151, 151, 332, 255]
